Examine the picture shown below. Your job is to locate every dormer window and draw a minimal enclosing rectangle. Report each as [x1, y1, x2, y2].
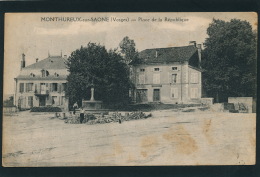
[54, 72, 59, 77]
[29, 73, 35, 77]
[154, 68, 160, 71]
[41, 69, 49, 77]
[172, 67, 178, 71]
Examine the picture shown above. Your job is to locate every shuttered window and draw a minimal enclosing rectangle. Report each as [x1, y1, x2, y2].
[26, 83, 33, 92]
[28, 96, 33, 107]
[153, 73, 160, 84]
[190, 88, 198, 98]
[19, 83, 24, 93]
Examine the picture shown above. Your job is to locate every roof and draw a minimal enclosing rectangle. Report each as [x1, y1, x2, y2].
[24, 56, 67, 70]
[132, 45, 198, 64]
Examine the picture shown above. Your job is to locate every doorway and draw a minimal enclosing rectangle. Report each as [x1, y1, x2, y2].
[39, 96, 46, 106]
[153, 89, 160, 102]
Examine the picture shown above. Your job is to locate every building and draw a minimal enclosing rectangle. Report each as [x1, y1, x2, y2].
[130, 42, 203, 104]
[14, 53, 69, 110]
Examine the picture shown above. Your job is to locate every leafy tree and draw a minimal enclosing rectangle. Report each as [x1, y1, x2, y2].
[65, 43, 131, 108]
[119, 36, 139, 64]
[202, 19, 257, 102]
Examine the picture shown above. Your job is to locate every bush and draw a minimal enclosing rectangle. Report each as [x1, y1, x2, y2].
[30, 107, 62, 112]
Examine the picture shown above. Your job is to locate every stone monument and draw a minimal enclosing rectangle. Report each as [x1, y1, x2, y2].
[82, 85, 103, 111]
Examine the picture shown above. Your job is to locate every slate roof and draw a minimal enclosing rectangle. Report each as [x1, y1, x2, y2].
[24, 56, 67, 70]
[132, 45, 198, 64]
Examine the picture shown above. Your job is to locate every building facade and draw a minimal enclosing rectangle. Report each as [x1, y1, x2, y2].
[14, 54, 69, 110]
[130, 42, 203, 104]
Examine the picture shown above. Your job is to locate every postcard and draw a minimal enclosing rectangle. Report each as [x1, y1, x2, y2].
[2, 12, 257, 166]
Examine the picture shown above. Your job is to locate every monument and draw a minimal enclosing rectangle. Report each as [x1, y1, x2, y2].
[82, 84, 103, 111]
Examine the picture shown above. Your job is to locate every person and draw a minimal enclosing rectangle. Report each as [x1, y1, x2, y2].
[73, 102, 78, 115]
[80, 107, 85, 124]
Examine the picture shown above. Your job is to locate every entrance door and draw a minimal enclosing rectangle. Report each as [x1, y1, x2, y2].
[39, 96, 46, 106]
[153, 89, 160, 102]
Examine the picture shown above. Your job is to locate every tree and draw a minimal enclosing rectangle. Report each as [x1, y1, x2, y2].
[119, 36, 139, 64]
[202, 19, 257, 102]
[65, 43, 131, 108]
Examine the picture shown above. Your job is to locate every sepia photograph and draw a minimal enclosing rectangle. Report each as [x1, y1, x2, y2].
[2, 12, 257, 166]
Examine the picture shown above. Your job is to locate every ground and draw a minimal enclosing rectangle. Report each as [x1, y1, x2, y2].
[2, 109, 256, 166]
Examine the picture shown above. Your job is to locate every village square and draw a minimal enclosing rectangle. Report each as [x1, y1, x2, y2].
[2, 13, 256, 166]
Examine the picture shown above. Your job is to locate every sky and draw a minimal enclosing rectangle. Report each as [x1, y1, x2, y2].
[3, 12, 257, 94]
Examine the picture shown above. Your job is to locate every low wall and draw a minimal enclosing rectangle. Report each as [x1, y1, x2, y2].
[228, 97, 254, 113]
[200, 98, 214, 106]
[3, 106, 17, 113]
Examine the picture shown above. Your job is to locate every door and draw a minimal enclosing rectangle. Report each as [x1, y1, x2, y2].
[153, 89, 160, 102]
[39, 96, 46, 106]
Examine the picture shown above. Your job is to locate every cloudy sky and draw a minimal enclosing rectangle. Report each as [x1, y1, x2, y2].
[4, 12, 257, 94]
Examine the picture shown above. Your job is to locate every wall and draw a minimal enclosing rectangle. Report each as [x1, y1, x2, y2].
[228, 97, 254, 113]
[133, 63, 202, 103]
[15, 79, 68, 110]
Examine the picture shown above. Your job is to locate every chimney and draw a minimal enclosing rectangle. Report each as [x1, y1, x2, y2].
[64, 55, 67, 60]
[197, 44, 202, 68]
[36, 58, 39, 63]
[20, 53, 26, 70]
[155, 50, 158, 58]
[189, 41, 196, 47]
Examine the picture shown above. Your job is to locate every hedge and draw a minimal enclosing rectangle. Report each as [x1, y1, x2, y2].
[30, 107, 62, 112]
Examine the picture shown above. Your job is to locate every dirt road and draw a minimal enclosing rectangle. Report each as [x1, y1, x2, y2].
[2, 110, 255, 166]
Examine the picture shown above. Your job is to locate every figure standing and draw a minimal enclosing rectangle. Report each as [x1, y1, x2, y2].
[80, 107, 85, 124]
[73, 102, 78, 115]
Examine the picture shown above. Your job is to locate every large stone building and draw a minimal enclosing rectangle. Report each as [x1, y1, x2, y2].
[14, 54, 69, 110]
[130, 42, 203, 104]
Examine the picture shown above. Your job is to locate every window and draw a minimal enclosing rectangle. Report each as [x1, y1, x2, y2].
[52, 96, 58, 105]
[190, 88, 198, 98]
[61, 83, 67, 92]
[41, 69, 49, 77]
[30, 73, 35, 77]
[138, 74, 145, 84]
[171, 74, 177, 83]
[140, 68, 145, 72]
[153, 73, 160, 84]
[26, 83, 34, 92]
[171, 88, 178, 98]
[61, 96, 66, 105]
[28, 96, 33, 107]
[54, 72, 59, 77]
[51, 83, 58, 92]
[172, 67, 178, 71]
[190, 73, 199, 83]
[154, 68, 160, 71]
[19, 83, 24, 93]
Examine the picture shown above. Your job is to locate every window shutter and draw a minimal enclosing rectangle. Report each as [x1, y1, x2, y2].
[50, 83, 52, 92]
[150, 68, 153, 72]
[177, 74, 181, 83]
[58, 84, 61, 93]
